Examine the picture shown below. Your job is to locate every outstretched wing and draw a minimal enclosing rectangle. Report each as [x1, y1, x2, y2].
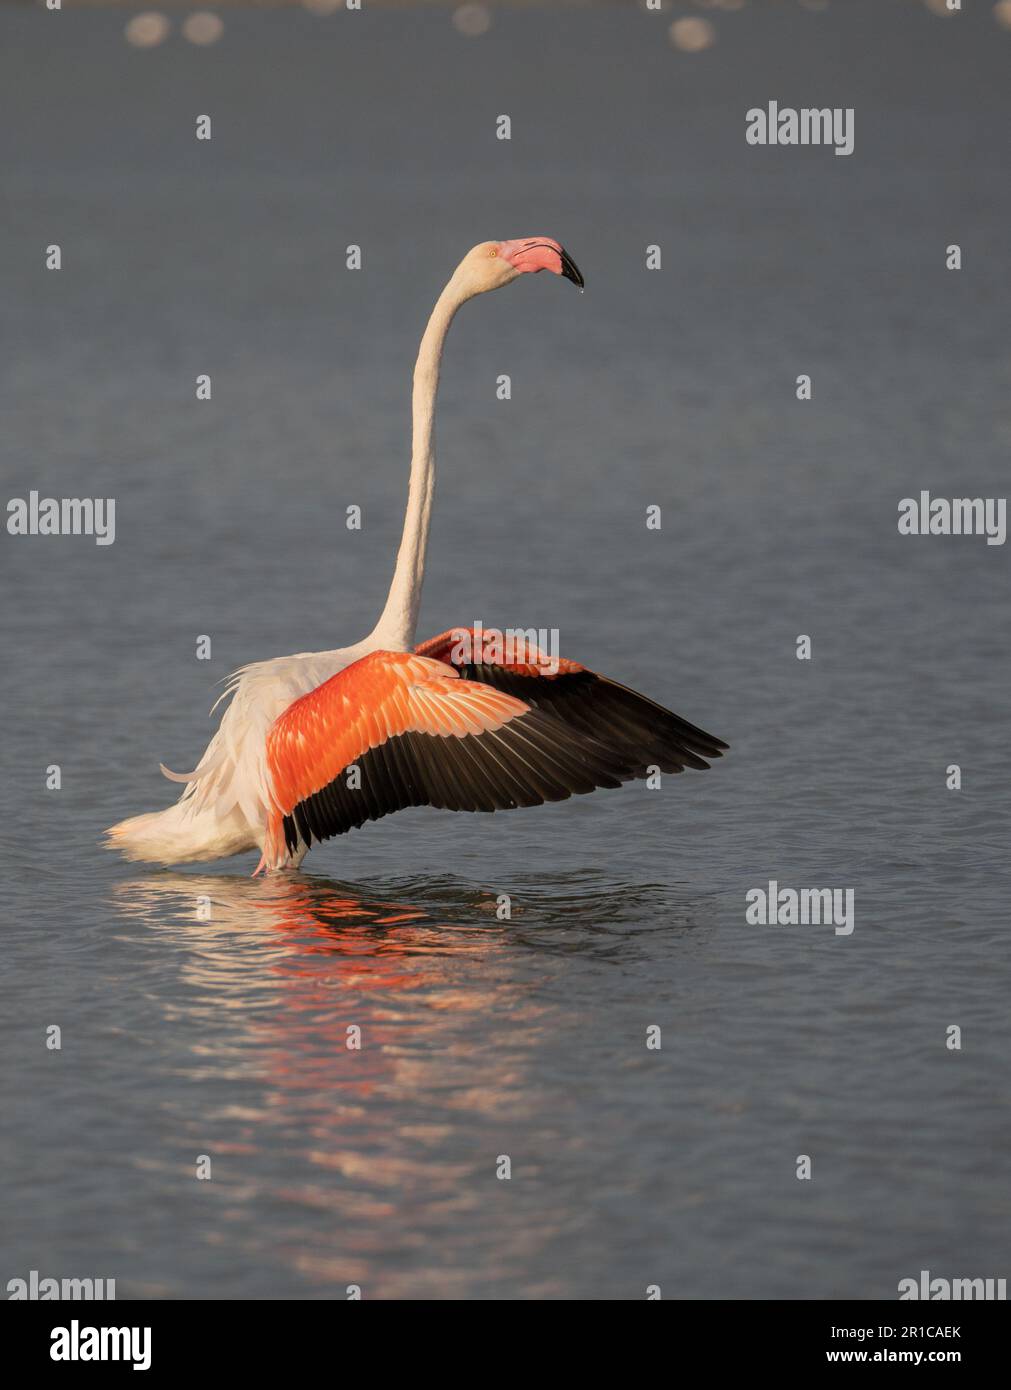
[263, 650, 636, 866]
[415, 627, 728, 773]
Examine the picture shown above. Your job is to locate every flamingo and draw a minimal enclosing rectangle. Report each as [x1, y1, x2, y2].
[106, 238, 727, 874]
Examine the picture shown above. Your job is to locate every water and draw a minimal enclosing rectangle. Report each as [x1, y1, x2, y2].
[2, 2, 1008, 1299]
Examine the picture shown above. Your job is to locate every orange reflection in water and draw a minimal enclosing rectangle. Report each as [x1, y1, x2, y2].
[107, 867, 691, 1297]
[110, 871, 557, 1295]
[113, 869, 531, 1082]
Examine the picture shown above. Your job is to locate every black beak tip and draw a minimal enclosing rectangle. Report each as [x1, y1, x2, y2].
[559, 248, 584, 289]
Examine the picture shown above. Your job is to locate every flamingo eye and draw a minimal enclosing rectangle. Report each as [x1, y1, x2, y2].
[489, 248, 498, 257]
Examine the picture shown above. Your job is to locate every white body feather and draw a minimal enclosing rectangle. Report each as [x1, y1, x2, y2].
[106, 640, 382, 867]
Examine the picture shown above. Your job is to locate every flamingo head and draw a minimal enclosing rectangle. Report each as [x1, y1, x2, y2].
[460, 238, 584, 295]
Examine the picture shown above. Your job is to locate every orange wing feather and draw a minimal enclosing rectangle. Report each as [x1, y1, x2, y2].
[414, 627, 584, 679]
[262, 637, 726, 869]
[265, 651, 530, 861]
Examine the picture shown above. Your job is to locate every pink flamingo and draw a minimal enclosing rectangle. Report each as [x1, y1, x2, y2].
[106, 239, 726, 873]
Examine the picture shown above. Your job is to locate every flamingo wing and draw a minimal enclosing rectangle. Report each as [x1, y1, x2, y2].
[264, 650, 636, 865]
[415, 627, 728, 774]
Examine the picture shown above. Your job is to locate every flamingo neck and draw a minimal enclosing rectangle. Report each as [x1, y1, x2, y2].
[368, 276, 470, 651]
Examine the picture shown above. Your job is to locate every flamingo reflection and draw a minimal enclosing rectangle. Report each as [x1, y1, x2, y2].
[108, 871, 702, 1296]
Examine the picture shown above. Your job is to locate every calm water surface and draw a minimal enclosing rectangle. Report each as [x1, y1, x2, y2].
[1, 4, 1008, 1298]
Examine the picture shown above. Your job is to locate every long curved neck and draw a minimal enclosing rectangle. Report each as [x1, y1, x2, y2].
[368, 275, 470, 651]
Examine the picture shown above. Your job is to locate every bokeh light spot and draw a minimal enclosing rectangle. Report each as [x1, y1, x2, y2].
[125, 12, 169, 49]
[453, 4, 492, 37]
[182, 12, 224, 47]
[669, 17, 717, 52]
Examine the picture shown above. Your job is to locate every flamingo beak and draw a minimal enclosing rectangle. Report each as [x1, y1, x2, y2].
[498, 238, 585, 288]
[558, 247, 585, 288]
